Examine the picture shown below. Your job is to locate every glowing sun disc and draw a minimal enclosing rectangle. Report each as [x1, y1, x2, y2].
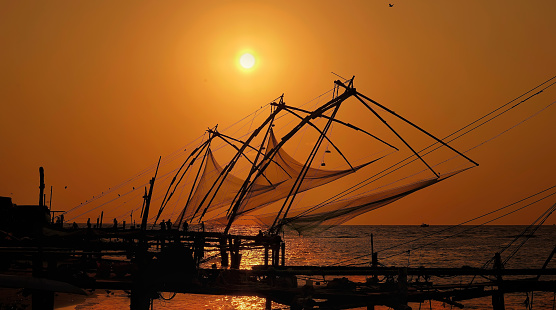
[240, 53, 255, 69]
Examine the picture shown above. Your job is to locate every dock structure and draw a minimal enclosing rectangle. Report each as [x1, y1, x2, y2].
[3, 77, 556, 309]
[0, 227, 555, 310]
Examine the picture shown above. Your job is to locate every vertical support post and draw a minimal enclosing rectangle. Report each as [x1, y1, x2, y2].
[371, 234, 379, 283]
[230, 237, 242, 269]
[492, 252, 505, 310]
[264, 245, 269, 267]
[371, 253, 379, 282]
[130, 282, 152, 310]
[395, 267, 408, 310]
[39, 167, 45, 207]
[371, 233, 374, 263]
[141, 157, 161, 231]
[265, 297, 272, 310]
[219, 236, 229, 268]
[281, 242, 285, 267]
[31, 254, 54, 310]
[271, 245, 275, 266]
[49, 186, 53, 210]
[273, 245, 278, 266]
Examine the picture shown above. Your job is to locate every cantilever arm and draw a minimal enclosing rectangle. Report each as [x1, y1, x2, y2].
[216, 134, 276, 187]
[283, 107, 354, 170]
[155, 138, 212, 225]
[216, 132, 292, 179]
[354, 91, 479, 167]
[353, 94, 439, 178]
[283, 105, 398, 151]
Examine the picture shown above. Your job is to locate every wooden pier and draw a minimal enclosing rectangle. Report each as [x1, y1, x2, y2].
[0, 227, 555, 310]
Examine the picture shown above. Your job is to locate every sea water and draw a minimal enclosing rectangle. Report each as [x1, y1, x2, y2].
[54, 225, 556, 310]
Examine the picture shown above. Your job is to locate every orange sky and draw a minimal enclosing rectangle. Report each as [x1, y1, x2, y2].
[1, 1, 555, 226]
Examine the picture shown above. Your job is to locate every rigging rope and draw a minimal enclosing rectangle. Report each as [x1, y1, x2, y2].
[372, 191, 556, 262]
[501, 202, 556, 265]
[334, 185, 556, 266]
[287, 97, 556, 226]
[303, 76, 556, 212]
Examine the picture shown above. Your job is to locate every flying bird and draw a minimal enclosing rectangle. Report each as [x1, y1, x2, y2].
[389, 3, 394, 7]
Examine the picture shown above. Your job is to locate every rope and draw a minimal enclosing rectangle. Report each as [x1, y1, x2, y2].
[311, 76, 556, 208]
[334, 186, 556, 266]
[501, 202, 556, 265]
[287, 94, 556, 224]
[380, 192, 556, 261]
[62, 75, 554, 223]
[288, 96, 556, 227]
[158, 292, 177, 301]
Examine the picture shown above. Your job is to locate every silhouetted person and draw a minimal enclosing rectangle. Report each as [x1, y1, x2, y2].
[255, 230, 264, 244]
[166, 220, 172, 231]
[122, 221, 126, 230]
[201, 221, 205, 232]
[113, 218, 118, 230]
[72, 222, 79, 229]
[87, 218, 91, 229]
[182, 221, 188, 232]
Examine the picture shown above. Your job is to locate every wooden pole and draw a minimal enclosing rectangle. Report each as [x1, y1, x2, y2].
[492, 252, 506, 310]
[141, 157, 161, 231]
[49, 186, 52, 210]
[220, 236, 229, 268]
[281, 242, 286, 267]
[371, 234, 374, 265]
[39, 167, 45, 207]
[264, 245, 269, 267]
[394, 268, 409, 310]
[371, 234, 379, 282]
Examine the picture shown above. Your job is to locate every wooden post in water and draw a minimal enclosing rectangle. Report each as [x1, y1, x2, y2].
[219, 236, 229, 267]
[492, 252, 505, 310]
[131, 157, 161, 310]
[370, 234, 379, 282]
[39, 167, 45, 207]
[367, 237, 377, 310]
[33, 167, 55, 310]
[272, 244, 279, 267]
[31, 254, 54, 310]
[371, 233, 373, 261]
[230, 237, 242, 269]
[141, 156, 161, 231]
[371, 253, 379, 282]
[394, 267, 409, 310]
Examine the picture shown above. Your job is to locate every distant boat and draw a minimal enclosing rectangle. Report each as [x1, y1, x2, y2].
[420, 223, 430, 227]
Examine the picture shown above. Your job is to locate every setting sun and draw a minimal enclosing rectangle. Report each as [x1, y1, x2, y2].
[239, 53, 255, 69]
